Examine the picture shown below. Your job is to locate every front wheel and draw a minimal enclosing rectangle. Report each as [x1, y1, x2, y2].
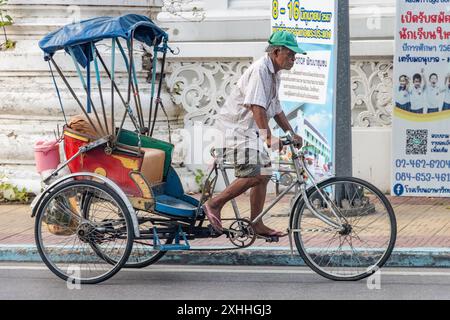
[292, 177, 397, 281]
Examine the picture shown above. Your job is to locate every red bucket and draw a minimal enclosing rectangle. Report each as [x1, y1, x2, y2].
[34, 139, 61, 174]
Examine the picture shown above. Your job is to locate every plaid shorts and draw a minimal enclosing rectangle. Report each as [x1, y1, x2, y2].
[215, 148, 272, 178]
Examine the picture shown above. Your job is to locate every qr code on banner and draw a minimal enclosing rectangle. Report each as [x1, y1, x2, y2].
[406, 129, 428, 155]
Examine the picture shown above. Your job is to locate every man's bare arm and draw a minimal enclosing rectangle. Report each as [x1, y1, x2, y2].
[274, 112, 294, 133]
[250, 105, 281, 150]
[274, 111, 304, 148]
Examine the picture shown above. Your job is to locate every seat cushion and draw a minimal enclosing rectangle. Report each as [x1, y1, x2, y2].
[117, 129, 174, 178]
[140, 147, 166, 184]
[154, 195, 197, 217]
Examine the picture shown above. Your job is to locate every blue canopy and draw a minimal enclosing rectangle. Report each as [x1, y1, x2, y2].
[39, 14, 168, 67]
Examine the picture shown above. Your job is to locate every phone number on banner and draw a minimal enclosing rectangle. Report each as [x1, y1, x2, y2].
[395, 172, 450, 182]
[395, 159, 450, 169]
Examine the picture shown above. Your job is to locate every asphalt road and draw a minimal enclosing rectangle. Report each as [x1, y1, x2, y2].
[0, 263, 449, 300]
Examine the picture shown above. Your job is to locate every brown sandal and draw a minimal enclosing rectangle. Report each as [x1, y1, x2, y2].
[256, 230, 287, 238]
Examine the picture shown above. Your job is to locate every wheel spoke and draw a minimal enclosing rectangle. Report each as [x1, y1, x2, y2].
[294, 178, 396, 280]
[36, 181, 133, 283]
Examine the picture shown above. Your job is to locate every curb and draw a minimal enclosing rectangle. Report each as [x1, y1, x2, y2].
[1, 245, 450, 268]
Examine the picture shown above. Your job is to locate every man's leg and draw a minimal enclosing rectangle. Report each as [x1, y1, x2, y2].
[206, 175, 267, 219]
[206, 148, 265, 221]
[249, 175, 277, 234]
[205, 148, 284, 234]
[207, 174, 284, 235]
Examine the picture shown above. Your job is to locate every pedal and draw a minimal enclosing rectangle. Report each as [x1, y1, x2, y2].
[223, 228, 241, 239]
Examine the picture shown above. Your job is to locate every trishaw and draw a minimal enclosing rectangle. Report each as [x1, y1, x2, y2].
[32, 14, 397, 284]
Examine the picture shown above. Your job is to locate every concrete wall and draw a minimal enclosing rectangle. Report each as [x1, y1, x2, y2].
[0, 0, 397, 194]
[353, 128, 392, 193]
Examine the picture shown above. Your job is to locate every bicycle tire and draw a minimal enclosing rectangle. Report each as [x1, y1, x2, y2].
[291, 176, 397, 281]
[35, 179, 134, 284]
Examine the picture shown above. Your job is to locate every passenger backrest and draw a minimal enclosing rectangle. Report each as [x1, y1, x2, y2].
[140, 148, 166, 184]
[117, 129, 174, 178]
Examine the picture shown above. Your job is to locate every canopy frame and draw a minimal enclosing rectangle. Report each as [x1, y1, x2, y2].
[42, 14, 175, 150]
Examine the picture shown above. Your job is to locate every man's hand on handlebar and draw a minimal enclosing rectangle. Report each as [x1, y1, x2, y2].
[292, 133, 303, 149]
[266, 132, 303, 152]
[283, 131, 303, 149]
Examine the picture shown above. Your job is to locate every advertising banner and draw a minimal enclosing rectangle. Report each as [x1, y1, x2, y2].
[271, 0, 337, 180]
[392, 0, 450, 197]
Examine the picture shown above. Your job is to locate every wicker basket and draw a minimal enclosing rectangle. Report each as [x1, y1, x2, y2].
[44, 196, 80, 236]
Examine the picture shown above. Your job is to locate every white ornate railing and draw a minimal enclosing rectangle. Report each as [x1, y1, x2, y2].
[351, 59, 394, 127]
[166, 60, 252, 127]
[165, 58, 395, 129]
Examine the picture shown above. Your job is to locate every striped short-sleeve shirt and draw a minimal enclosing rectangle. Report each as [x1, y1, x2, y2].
[215, 54, 283, 153]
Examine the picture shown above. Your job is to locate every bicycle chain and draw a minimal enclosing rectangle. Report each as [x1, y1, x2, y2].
[176, 218, 255, 252]
[186, 219, 282, 251]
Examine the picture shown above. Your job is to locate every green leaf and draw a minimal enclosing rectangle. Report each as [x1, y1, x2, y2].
[0, 182, 30, 202]
[0, 183, 12, 190]
[5, 39, 15, 49]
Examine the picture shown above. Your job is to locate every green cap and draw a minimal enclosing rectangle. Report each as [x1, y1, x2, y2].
[268, 31, 306, 55]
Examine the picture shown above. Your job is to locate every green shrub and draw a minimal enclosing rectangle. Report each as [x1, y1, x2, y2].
[0, 0, 16, 51]
[194, 169, 205, 193]
[0, 182, 31, 203]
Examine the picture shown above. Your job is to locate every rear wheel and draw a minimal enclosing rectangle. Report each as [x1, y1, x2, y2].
[83, 195, 172, 268]
[35, 179, 134, 284]
[292, 177, 397, 281]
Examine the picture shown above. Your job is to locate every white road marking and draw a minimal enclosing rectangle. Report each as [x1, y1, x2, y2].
[0, 265, 449, 277]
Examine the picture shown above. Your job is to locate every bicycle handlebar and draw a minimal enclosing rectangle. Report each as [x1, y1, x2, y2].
[280, 131, 303, 152]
